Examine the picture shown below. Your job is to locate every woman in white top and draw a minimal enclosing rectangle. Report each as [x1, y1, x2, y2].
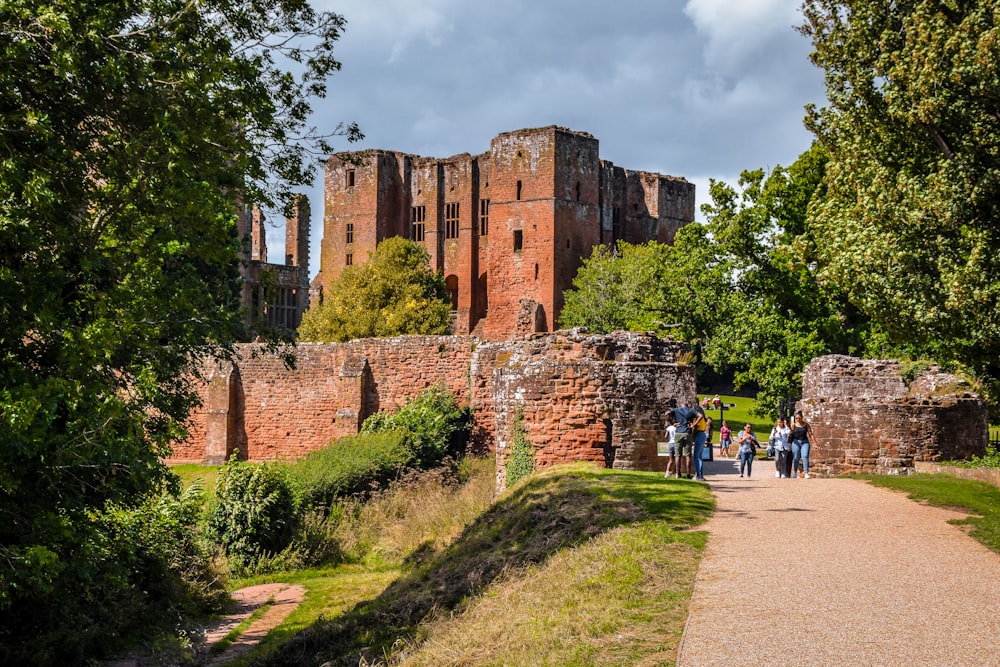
[770, 417, 792, 478]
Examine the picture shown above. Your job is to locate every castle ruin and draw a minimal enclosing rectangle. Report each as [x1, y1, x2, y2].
[315, 126, 696, 339]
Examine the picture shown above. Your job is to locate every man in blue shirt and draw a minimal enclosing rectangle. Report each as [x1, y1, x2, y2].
[671, 404, 697, 478]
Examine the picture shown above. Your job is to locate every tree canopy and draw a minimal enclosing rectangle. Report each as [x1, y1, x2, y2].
[298, 237, 453, 342]
[801, 0, 1000, 381]
[0, 0, 356, 659]
[561, 145, 883, 415]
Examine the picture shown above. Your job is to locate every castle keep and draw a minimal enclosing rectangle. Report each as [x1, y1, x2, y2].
[316, 126, 696, 339]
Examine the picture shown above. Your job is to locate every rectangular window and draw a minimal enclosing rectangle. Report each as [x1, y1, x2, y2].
[479, 198, 490, 236]
[346, 253, 353, 266]
[411, 205, 426, 242]
[345, 222, 353, 244]
[513, 229, 523, 252]
[346, 169, 356, 188]
[445, 202, 460, 239]
[516, 180, 523, 201]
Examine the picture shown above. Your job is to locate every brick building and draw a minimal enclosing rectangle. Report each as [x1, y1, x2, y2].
[315, 126, 696, 339]
[238, 195, 311, 333]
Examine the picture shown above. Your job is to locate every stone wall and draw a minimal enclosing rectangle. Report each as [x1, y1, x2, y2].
[173, 331, 694, 487]
[798, 355, 988, 476]
[483, 330, 693, 491]
[173, 336, 481, 463]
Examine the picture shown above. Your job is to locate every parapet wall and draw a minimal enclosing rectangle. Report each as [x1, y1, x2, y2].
[798, 355, 987, 476]
[173, 331, 694, 483]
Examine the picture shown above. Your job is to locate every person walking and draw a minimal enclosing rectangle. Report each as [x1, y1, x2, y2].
[770, 417, 792, 478]
[719, 420, 732, 458]
[672, 403, 697, 479]
[691, 405, 709, 481]
[736, 423, 758, 478]
[790, 410, 816, 478]
[664, 416, 678, 478]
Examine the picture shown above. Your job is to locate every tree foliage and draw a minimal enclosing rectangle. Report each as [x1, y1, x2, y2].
[698, 144, 879, 412]
[560, 145, 882, 415]
[298, 237, 453, 342]
[801, 0, 1000, 380]
[0, 0, 356, 658]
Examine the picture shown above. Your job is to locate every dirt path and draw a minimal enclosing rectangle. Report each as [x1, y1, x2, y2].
[677, 458, 1000, 666]
[199, 583, 305, 666]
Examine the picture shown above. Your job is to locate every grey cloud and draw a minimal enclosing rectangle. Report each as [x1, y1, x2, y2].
[265, 1, 825, 273]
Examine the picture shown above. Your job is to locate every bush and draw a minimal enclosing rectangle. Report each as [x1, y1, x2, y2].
[207, 459, 298, 572]
[505, 412, 536, 487]
[361, 385, 471, 468]
[286, 431, 415, 511]
[0, 483, 225, 665]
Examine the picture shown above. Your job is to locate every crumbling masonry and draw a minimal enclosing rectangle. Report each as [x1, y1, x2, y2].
[173, 330, 695, 490]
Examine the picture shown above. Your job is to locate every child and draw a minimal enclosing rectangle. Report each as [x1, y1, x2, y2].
[664, 417, 678, 478]
[719, 420, 732, 458]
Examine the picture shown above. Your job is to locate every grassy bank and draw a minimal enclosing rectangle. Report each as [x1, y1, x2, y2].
[237, 463, 713, 666]
[856, 473, 1000, 553]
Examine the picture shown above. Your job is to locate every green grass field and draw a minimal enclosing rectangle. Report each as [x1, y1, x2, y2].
[697, 394, 772, 443]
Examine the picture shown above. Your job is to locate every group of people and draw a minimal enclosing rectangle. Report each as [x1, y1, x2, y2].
[765, 411, 815, 479]
[663, 404, 815, 480]
[662, 403, 712, 481]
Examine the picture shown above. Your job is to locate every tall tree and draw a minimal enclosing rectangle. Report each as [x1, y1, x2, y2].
[298, 237, 453, 342]
[0, 0, 357, 658]
[700, 144, 876, 413]
[801, 0, 1000, 381]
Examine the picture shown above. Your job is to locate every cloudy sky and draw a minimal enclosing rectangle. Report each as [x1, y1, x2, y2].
[272, 0, 827, 276]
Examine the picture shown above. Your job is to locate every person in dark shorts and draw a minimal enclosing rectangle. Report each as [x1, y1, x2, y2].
[672, 404, 697, 478]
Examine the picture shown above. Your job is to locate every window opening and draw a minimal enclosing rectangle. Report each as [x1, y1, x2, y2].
[346, 253, 353, 266]
[513, 229, 523, 252]
[445, 202, 460, 239]
[516, 180, 523, 201]
[345, 222, 353, 244]
[411, 205, 426, 242]
[534, 263, 539, 280]
[576, 182, 581, 201]
[479, 198, 490, 236]
[346, 169, 355, 188]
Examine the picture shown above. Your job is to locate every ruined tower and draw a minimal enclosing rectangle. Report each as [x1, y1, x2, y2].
[319, 126, 696, 340]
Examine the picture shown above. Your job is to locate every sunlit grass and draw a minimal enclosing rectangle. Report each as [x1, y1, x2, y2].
[253, 463, 714, 667]
[856, 473, 1000, 553]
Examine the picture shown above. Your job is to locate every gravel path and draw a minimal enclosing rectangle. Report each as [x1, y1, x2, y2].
[677, 457, 1000, 667]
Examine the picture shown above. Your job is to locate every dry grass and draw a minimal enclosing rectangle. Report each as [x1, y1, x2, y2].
[333, 457, 497, 565]
[388, 522, 701, 666]
[258, 463, 713, 667]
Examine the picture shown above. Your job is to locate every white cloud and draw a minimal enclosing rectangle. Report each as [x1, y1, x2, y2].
[683, 0, 802, 68]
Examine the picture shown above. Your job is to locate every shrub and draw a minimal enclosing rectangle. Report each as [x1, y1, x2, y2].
[285, 431, 415, 511]
[361, 385, 471, 468]
[206, 459, 298, 572]
[0, 483, 225, 665]
[505, 411, 536, 487]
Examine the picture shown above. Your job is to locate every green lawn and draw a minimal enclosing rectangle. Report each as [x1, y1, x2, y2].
[856, 473, 1000, 554]
[246, 463, 715, 666]
[169, 463, 221, 493]
[698, 394, 772, 443]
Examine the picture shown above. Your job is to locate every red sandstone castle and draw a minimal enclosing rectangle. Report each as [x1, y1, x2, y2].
[314, 126, 696, 340]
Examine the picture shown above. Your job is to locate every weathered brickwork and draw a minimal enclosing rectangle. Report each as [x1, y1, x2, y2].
[174, 336, 481, 462]
[317, 127, 696, 340]
[487, 331, 694, 491]
[173, 331, 695, 487]
[797, 355, 988, 476]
